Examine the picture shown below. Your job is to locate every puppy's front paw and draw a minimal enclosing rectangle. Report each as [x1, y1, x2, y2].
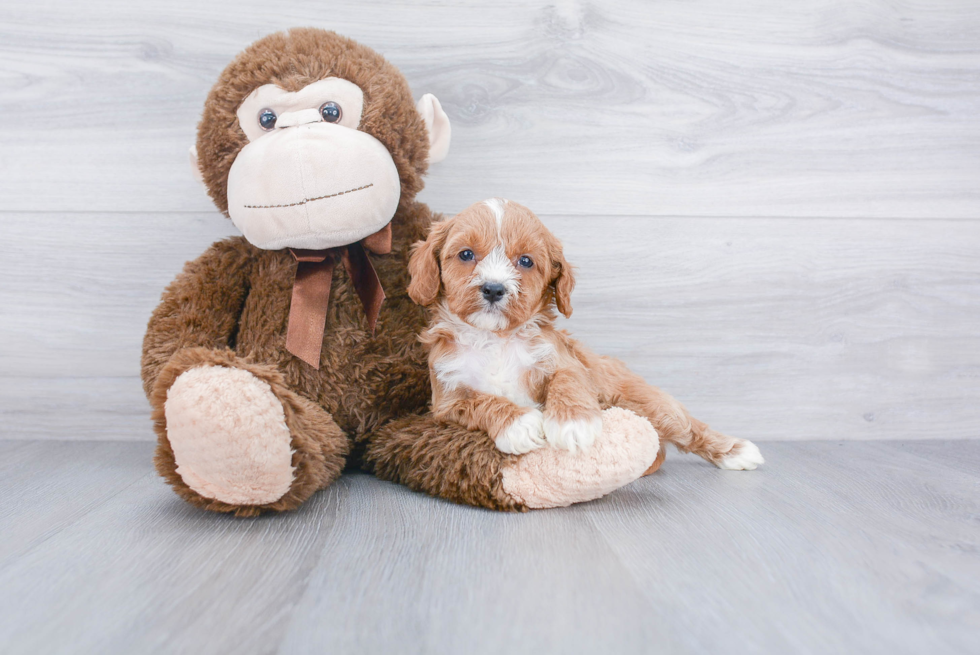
[717, 439, 765, 470]
[495, 409, 546, 455]
[544, 413, 603, 453]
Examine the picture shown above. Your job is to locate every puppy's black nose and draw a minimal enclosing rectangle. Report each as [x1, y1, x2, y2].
[481, 282, 506, 304]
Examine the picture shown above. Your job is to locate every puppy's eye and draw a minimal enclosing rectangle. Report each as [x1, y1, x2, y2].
[518, 255, 534, 268]
[258, 108, 277, 131]
[319, 101, 342, 123]
[458, 249, 475, 262]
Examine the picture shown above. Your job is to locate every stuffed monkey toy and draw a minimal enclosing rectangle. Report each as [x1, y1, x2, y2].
[141, 28, 662, 516]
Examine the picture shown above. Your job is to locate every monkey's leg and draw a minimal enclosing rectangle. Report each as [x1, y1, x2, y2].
[150, 347, 348, 516]
[361, 408, 658, 510]
[595, 355, 764, 470]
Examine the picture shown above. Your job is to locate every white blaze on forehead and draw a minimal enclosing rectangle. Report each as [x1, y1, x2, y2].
[483, 198, 508, 230]
[467, 197, 519, 328]
[476, 198, 514, 288]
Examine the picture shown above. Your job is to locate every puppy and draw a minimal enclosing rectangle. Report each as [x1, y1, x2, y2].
[407, 199, 764, 470]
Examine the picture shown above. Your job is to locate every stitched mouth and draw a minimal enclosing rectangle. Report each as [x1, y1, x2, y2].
[244, 183, 374, 209]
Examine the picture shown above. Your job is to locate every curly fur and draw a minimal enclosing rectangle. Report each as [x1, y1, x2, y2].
[408, 201, 755, 469]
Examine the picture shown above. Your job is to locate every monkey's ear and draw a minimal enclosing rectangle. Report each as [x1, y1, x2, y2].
[407, 219, 452, 306]
[416, 94, 451, 165]
[188, 144, 206, 187]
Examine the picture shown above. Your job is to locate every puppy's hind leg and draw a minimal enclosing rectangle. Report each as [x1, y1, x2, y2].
[593, 355, 764, 470]
[666, 405, 764, 471]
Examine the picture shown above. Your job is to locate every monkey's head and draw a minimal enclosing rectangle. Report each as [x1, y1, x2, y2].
[190, 28, 451, 250]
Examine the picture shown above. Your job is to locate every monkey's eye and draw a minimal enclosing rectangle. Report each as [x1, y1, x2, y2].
[258, 109, 277, 131]
[458, 249, 475, 262]
[319, 101, 342, 123]
[518, 255, 534, 268]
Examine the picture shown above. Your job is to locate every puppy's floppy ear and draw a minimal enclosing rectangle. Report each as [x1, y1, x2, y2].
[408, 219, 452, 306]
[548, 235, 576, 318]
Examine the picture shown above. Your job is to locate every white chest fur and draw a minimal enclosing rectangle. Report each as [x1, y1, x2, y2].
[433, 320, 556, 407]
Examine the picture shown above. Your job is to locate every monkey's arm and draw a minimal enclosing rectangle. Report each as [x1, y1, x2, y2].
[140, 237, 254, 398]
[363, 406, 658, 511]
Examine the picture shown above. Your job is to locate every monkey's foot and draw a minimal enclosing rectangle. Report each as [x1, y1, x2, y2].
[500, 407, 658, 509]
[164, 365, 296, 506]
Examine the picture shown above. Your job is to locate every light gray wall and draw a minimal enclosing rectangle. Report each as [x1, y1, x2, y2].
[1, 0, 978, 441]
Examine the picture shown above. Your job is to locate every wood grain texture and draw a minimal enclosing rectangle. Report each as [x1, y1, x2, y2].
[581, 440, 980, 655]
[0, 440, 976, 654]
[0, 441, 348, 655]
[880, 439, 980, 477]
[557, 214, 980, 440]
[0, 0, 978, 217]
[0, 441, 150, 569]
[2, 212, 977, 441]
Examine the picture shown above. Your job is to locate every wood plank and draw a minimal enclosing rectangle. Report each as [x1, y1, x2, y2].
[0, 212, 236, 380]
[0, 450, 348, 654]
[2, 212, 978, 441]
[0, 440, 976, 653]
[556, 215, 980, 441]
[879, 439, 980, 477]
[0, 377, 152, 441]
[0, 440, 29, 457]
[0, 1, 978, 217]
[278, 474, 678, 654]
[0, 441, 152, 569]
[0, 211, 236, 440]
[582, 441, 980, 655]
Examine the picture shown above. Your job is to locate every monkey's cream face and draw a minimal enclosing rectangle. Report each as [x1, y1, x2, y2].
[226, 78, 401, 250]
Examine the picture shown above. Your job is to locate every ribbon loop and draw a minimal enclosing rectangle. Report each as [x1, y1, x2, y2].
[285, 250, 336, 368]
[284, 224, 391, 369]
[343, 243, 386, 334]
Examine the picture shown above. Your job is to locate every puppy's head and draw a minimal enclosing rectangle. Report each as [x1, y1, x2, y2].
[408, 199, 575, 331]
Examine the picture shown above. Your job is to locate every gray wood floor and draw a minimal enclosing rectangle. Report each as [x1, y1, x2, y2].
[0, 439, 977, 655]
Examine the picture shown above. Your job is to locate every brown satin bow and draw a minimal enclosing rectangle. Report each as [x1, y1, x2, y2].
[285, 223, 392, 368]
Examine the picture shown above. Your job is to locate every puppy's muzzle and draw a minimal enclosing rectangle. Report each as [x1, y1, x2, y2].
[480, 282, 507, 304]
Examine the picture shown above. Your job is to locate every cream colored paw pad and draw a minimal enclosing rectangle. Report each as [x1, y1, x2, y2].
[501, 407, 659, 509]
[165, 365, 295, 505]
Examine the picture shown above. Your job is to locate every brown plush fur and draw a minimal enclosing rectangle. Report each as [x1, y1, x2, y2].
[143, 29, 519, 514]
[364, 413, 526, 512]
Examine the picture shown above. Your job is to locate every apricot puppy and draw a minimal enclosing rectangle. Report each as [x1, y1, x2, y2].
[408, 199, 764, 470]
